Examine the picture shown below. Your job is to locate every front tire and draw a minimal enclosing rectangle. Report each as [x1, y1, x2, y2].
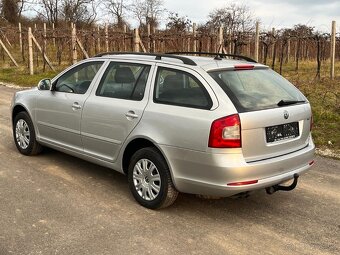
[13, 111, 42, 155]
[128, 147, 178, 209]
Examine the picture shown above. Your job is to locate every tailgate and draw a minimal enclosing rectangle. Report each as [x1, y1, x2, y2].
[240, 104, 312, 162]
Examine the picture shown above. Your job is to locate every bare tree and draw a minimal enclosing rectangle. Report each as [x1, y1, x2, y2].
[103, 0, 126, 28]
[62, 0, 97, 26]
[205, 4, 256, 54]
[35, 0, 60, 26]
[130, 0, 165, 30]
[34, 0, 97, 27]
[1, 0, 26, 23]
[166, 12, 191, 32]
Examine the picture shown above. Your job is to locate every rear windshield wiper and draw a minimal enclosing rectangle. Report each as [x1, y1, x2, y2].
[277, 99, 306, 106]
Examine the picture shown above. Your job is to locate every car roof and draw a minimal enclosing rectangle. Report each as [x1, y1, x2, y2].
[91, 53, 268, 72]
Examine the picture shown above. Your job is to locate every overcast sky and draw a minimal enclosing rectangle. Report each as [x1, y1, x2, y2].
[162, 0, 340, 32]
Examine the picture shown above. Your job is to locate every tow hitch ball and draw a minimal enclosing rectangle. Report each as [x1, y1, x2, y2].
[266, 174, 299, 195]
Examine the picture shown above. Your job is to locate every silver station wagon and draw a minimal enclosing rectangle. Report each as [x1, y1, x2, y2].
[11, 52, 315, 209]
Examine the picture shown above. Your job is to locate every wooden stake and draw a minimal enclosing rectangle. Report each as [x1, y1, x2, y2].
[218, 26, 224, 53]
[133, 28, 140, 52]
[18, 22, 22, 52]
[43, 23, 47, 50]
[105, 24, 109, 52]
[123, 25, 127, 52]
[193, 23, 197, 52]
[28, 27, 34, 75]
[254, 21, 259, 62]
[330, 20, 336, 79]
[97, 26, 101, 53]
[76, 37, 89, 58]
[271, 28, 275, 59]
[287, 38, 290, 63]
[71, 26, 77, 64]
[0, 38, 18, 67]
[31, 34, 55, 71]
[52, 23, 55, 46]
[147, 23, 151, 52]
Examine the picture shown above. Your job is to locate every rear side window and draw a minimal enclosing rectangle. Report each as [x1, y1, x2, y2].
[209, 68, 306, 112]
[96, 62, 151, 100]
[154, 67, 212, 109]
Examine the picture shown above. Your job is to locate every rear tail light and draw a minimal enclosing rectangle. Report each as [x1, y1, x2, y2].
[209, 114, 241, 148]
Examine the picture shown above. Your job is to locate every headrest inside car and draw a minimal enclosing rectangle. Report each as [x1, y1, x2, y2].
[115, 67, 136, 83]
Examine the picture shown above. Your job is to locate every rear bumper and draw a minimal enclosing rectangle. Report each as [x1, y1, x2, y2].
[160, 136, 315, 196]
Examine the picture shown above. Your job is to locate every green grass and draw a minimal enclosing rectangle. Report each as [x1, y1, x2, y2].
[0, 60, 339, 154]
[279, 61, 340, 154]
[0, 67, 59, 87]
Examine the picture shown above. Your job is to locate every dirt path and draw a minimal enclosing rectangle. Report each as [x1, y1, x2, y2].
[0, 86, 339, 255]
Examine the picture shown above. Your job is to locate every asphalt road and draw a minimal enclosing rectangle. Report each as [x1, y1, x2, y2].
[0, 85, 339, 255]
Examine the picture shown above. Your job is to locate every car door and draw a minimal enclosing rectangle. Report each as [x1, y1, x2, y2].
[81, 61, 154, 162]
[35, 60, 105, 151]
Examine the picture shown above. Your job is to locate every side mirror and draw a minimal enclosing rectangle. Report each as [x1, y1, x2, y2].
[38, 79, 51, 90]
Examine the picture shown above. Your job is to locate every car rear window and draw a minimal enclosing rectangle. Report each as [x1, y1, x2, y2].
[209, 68, 306, 112]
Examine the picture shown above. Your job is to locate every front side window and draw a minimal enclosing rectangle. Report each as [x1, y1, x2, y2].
[154, 67, 212, 109]
[55, 61, 103, 94]
[96, 62, 151, 100]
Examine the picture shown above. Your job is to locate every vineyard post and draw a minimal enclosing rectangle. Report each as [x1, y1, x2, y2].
[147, 23, 151, 52]
[52, 23, 55, 46]
[97, 26, 101, 53]
[187, 28, 191, 52]
[330, 20, 336, 79]
[105, 24, 109, 52]
[271, 27, 276, 69]
[218, 26, 223, 53]
[28, 27, 33, 75]
[271, 28, 275, 59]
[123, 25, 127, 52]
[193, 23, 197, 52]
[43, 23, 47, 50]
[71, 25, 77, 64]
[0, 38, 18, 67]
[286, 38, 290, 63]
[133, 28, 140, 52]
[254, 21, 259, 61]
[152, 27, 156, 52]
[18, 23, 22, 52]
[43, 23, 47, 71]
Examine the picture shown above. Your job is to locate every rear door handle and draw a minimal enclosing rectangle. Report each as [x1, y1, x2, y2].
[125, 111, 138, 119]
[72, 102, 82, 110]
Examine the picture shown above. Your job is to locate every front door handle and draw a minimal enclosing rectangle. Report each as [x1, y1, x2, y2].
[72, 102, 82, 110]
[125, 111, 138, 119]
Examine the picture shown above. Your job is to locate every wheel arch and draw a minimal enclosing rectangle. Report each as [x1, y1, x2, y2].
[121, 137, 175, 184]
[12, 104, 31, 124]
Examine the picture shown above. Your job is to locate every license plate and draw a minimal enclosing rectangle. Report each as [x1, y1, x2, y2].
[265, 122, 299, 143]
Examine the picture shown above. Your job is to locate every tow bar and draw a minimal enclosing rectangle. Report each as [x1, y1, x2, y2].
[266, 174, 299, 195]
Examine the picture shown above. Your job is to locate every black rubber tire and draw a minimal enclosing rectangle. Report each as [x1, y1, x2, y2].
[13, 111, 43, 156]
[128, 147, 178, 209]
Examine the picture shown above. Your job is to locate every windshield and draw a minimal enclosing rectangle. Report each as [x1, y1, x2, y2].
[209, 68, 306, 112]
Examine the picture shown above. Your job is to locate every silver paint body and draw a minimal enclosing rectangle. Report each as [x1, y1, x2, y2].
[11, 55, 315, 196]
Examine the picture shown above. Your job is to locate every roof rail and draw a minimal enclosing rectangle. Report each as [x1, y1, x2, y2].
[94, 52, 197, 66]
[166, 51, 257, 63]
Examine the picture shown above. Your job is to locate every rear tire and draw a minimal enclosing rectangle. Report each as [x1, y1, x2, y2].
[13, 111, 42, 156]
[128, 147, 178, 209]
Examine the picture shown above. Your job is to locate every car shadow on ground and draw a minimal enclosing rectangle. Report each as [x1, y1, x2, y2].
[36, 146, 299, 217]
